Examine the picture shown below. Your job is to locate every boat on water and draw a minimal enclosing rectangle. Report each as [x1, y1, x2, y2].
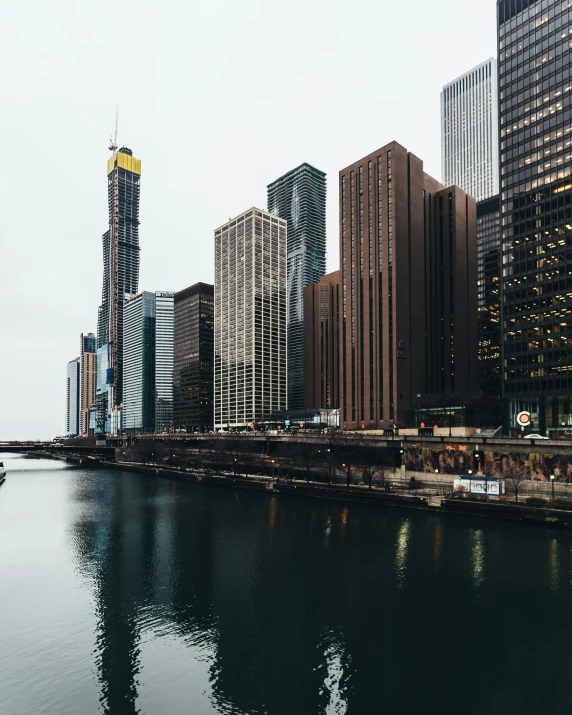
[0, 461, 6, 485]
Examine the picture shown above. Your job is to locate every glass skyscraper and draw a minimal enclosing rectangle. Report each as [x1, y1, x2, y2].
[498, 0, 572, 435]
[477, 196, 502, 396]
[267, 164, 326, 410]
[123, 291, 173, 434]
[174, 283, 214, 432]
[96, 148, 141, 436]
[214, 208, 287, 429]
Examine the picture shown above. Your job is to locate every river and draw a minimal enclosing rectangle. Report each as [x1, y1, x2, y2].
[0, 453, 571, 714]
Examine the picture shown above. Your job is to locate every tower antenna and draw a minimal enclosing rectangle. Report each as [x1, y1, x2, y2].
[108, 105, 119, 152]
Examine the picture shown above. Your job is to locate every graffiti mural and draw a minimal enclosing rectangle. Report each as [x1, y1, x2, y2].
[404, 447, 572, 481]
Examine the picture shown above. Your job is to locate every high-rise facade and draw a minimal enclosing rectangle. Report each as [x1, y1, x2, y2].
[267, 164, 326, 410]
[155, 292, 175, 432]
[442, 61, 502, 403]
[214, 208, 287, 430]
[80, 333, 97, 436]
[442, 58, 499, 202]
[339, 141, 478, 430]
[66, 357, 80, 437]
[174, 283, 214, 432]
[123, 291, 174, 434]
[96, 148, 141, 436]
[477, 196, 502, 396]
[498, 0, 572, 436]
[303, 270, 341, 410]
[123, 292, 156, 434]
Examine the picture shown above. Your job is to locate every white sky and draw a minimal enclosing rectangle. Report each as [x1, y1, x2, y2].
[0, 0, 497, 440]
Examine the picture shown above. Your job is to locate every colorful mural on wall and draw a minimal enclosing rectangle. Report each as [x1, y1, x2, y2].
[404, 447, 572, 481]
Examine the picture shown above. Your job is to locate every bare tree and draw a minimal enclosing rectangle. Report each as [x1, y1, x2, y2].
[240, 434, 258, 479]
[296, 441, 316, 484]
[281, 453, 296, 482]
[361, 463, 383, 490]
[506, 464, 528, 503]
[339, 462, 353, 489]
[131, 440, 154, 465]
[358, 447, 392, 490]
[482, 464, 494, 503]
[317, 432, 339, 486]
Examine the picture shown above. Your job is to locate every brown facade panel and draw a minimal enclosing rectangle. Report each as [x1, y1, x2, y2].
[339, 141, 478, 431]
[303, 271, 340, 410]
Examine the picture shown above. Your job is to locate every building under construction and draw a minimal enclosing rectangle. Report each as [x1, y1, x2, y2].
[96, 147, 141, 436]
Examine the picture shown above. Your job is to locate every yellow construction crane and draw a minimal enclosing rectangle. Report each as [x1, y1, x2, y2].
[108, 105, 119, 152]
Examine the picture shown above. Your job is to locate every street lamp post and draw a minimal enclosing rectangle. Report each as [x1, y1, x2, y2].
[272, 460, 275, 479]
[550, 474, 555, 500]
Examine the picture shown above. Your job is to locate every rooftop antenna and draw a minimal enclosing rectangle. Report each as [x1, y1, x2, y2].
[108, 105, 119, 152]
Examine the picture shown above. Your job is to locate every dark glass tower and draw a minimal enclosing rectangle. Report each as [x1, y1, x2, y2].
[267, 163, 326, 410]
[123, 292, 156, 434]
[96, 148, 141, 435]
[498, 0, 572, 436]
[173, 283, 214, 432]
[123, 291, 174, 434]
[477, 195, 501, 397]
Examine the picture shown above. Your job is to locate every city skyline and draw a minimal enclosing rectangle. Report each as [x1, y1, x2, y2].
[0, 0, 497, 439]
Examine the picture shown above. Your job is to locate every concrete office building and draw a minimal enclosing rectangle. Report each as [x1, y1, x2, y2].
[155, 292, 175, 432]
[80, 333, 97, 436]
[498, 0, 572, 436]
[66, 357, 80, 437]
[96, 147, 141, 436]
[303, 270, 341, 410]
[441, 58, 499, 202]
[214, 208, 287, 430]
[339, 141, 478, 431]
[267, 164, 326, 410]
[174, 283, 214, 433]
[442, 60, 502, 401]
[123, 291, 174, 434]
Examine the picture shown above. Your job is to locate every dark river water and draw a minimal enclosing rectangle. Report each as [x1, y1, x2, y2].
[1, 453, 572, 714]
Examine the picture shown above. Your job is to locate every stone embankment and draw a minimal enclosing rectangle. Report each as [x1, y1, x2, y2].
[100, 461, 572, 528]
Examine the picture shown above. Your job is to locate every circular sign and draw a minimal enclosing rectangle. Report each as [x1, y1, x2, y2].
[517, 411, 531, 427]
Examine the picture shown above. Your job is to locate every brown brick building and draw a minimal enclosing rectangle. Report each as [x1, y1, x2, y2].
[339, 141, 478, 430]
[303, 270, 340, 409]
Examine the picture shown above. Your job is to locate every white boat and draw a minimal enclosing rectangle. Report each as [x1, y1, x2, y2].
[0, 461, 6, 483]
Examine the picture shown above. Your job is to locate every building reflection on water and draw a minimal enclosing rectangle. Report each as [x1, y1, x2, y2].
[67, 470, 572, 714]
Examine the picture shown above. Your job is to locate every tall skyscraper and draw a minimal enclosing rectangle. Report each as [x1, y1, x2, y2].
[442, 59, 502, 401]
[339, 141, 478, 430]
[303, 270, 341, 410]
[267, 164, 326, 410]
[96, 147, 141, 436]
[80, 333, 97, 436]
[174, 283, 214, 433]
[498, 0, 572, 436]
[214, 208, 287, 430]
[441, 58, 499, 202]
[155, 292, 175, 432]
[66, 358, 80, 437]
[477, 196, 502, 397]
[123, 291, 174, 434]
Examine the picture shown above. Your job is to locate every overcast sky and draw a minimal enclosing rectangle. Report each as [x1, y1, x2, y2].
[0, 0, 497, 440]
